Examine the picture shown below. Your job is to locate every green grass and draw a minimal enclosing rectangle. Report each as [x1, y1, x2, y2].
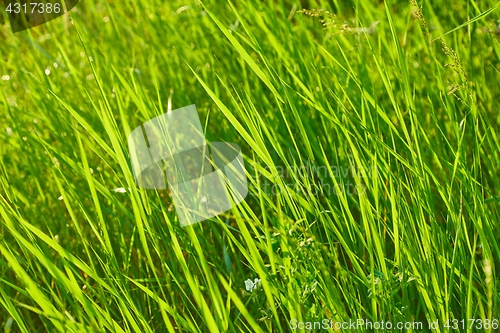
[1, 0, 500, 331]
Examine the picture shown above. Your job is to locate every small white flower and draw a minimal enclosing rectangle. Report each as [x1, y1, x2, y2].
[244, 279, 253, 292]
[112, 187, 129, 193]
[244, 278, 261, 292]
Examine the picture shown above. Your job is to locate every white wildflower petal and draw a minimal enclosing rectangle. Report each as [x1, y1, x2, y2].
[244, 279, 254, 292]
[253, 278, 261, 290]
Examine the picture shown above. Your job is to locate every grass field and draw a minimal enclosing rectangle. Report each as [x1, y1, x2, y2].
[1, 0, 500, 331]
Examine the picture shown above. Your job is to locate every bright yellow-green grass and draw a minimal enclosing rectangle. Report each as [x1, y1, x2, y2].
[1, 0, 500, 332]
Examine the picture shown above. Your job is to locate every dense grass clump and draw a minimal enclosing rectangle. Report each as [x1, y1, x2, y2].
[1, 0, 500, 331]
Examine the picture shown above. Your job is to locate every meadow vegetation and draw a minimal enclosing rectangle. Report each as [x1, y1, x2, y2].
[0, 0, 500, 331]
